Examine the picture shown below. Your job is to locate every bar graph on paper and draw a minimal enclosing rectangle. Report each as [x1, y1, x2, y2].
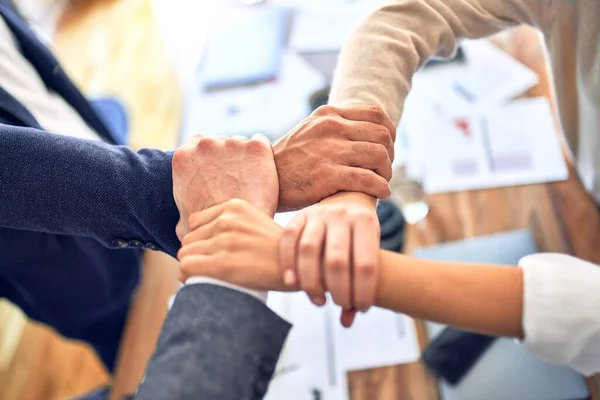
[403, 97, 568, 194]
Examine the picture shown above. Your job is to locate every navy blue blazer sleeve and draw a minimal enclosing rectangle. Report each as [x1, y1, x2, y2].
[0, 124, 181, 257]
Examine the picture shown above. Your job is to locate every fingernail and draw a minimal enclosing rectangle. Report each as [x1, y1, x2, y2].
[283, 270, 297, 286]
[312, 295, 326, 306]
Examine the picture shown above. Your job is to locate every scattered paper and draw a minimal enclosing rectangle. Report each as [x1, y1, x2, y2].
[181, 51, 325, 142]
[413, 39, 539, 108]
[334, 307, 420, 372]
[402, 97, 568, 193]
[265, 292, 420, 400]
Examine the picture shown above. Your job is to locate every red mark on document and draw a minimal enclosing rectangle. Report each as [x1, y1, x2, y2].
[454, 118, 471, 139]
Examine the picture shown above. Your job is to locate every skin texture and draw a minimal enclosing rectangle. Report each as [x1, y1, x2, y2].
[272, 105, 395, 212]
[172, 134, 279, 240]
[172, 104, 395, 241]
[178, 200, 524, 338]
[278, 105, 397, 327]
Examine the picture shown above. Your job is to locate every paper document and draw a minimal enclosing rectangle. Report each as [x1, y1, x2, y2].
[181, 52, 325, 142]
[402, 97, 568, 193]
[265, 293, 420, 400]
[413, 39, 539, 108]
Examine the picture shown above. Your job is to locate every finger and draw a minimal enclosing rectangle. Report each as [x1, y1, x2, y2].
[178, 254, 215, 283]
[252, 133, 272, 147]
[352, 213, 380, 312]
[177, 239, 215, 260]
[324, 218, 352, 309]
[185, 133, 205, 147]
[184, 206, 260, 247]
[334, 105, 397, 143]
[187, 203, 227, 232]
[297, 216, 327, 306]
[230, 135, 249, 141]
[279, 212, 307, 287]
[346, 142, 393, 181]
[344, 121, 394, 161]
[340, 308, 358, 328]
[338, 167, 392, 199]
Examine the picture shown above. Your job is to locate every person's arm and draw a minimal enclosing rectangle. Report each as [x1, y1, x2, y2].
[291, 0, 544, 322]
[0, 124, 181, 256]
[377, 251, 524, 337]
[133, 284, 290, 400]
[178, 200, 524, 337]
[329, 0, 543, 122]
[178, 200, 600, 375]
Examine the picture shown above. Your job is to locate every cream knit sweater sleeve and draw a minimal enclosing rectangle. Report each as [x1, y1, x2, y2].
[329, 0, 543, 124]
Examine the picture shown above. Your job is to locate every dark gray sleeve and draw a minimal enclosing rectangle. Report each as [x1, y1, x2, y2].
[134, 284, 291, 400]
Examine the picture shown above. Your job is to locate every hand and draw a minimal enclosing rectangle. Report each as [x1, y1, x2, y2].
[274, 105, 396, 211]
[177, 199, 291, 290]
[172, 134, 278, 240]
[279, 201, 381, 327]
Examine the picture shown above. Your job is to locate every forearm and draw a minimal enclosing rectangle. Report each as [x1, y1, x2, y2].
[0, 125, 180, 256]
[376, 251, 524, 338]
[329, 0, 540, 123]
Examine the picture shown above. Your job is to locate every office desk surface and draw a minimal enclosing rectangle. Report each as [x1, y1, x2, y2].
[347, 27, 600, 400]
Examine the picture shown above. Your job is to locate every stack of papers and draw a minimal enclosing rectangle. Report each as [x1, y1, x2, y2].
[396, 39, 568, 193]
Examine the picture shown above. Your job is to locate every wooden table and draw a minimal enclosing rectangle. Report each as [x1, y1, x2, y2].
[349, 27, 600, 400]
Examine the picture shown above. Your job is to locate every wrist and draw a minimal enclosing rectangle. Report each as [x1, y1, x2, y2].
[376, 252, 423, 314]
[255, 201, 277, 218]
[320, 192, 377, 209]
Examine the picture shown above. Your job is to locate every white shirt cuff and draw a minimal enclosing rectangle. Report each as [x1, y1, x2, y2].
[519, 253, 600, 375]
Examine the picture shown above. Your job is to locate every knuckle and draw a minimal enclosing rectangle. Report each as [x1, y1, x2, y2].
[366, 106, 385, 120]
[356, 210, 378, 225]
[299, 239, 319, 255]
[317, 116, 342, 132]
[171, 148, 190, 172]
[374, 144, 389, 160]
[246, 139, 270, 155]
[224, 137, 244, 148]
[313, 104, 334, 116]
[196, 137, 218, 151]
[215, 215, 236, 232]
[376, 126, 393, 144]
[282, 225, 301, 239]
[356, 261, 377, 276]
[325, 206, 346, 219]
[326, 255, 347, 272]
